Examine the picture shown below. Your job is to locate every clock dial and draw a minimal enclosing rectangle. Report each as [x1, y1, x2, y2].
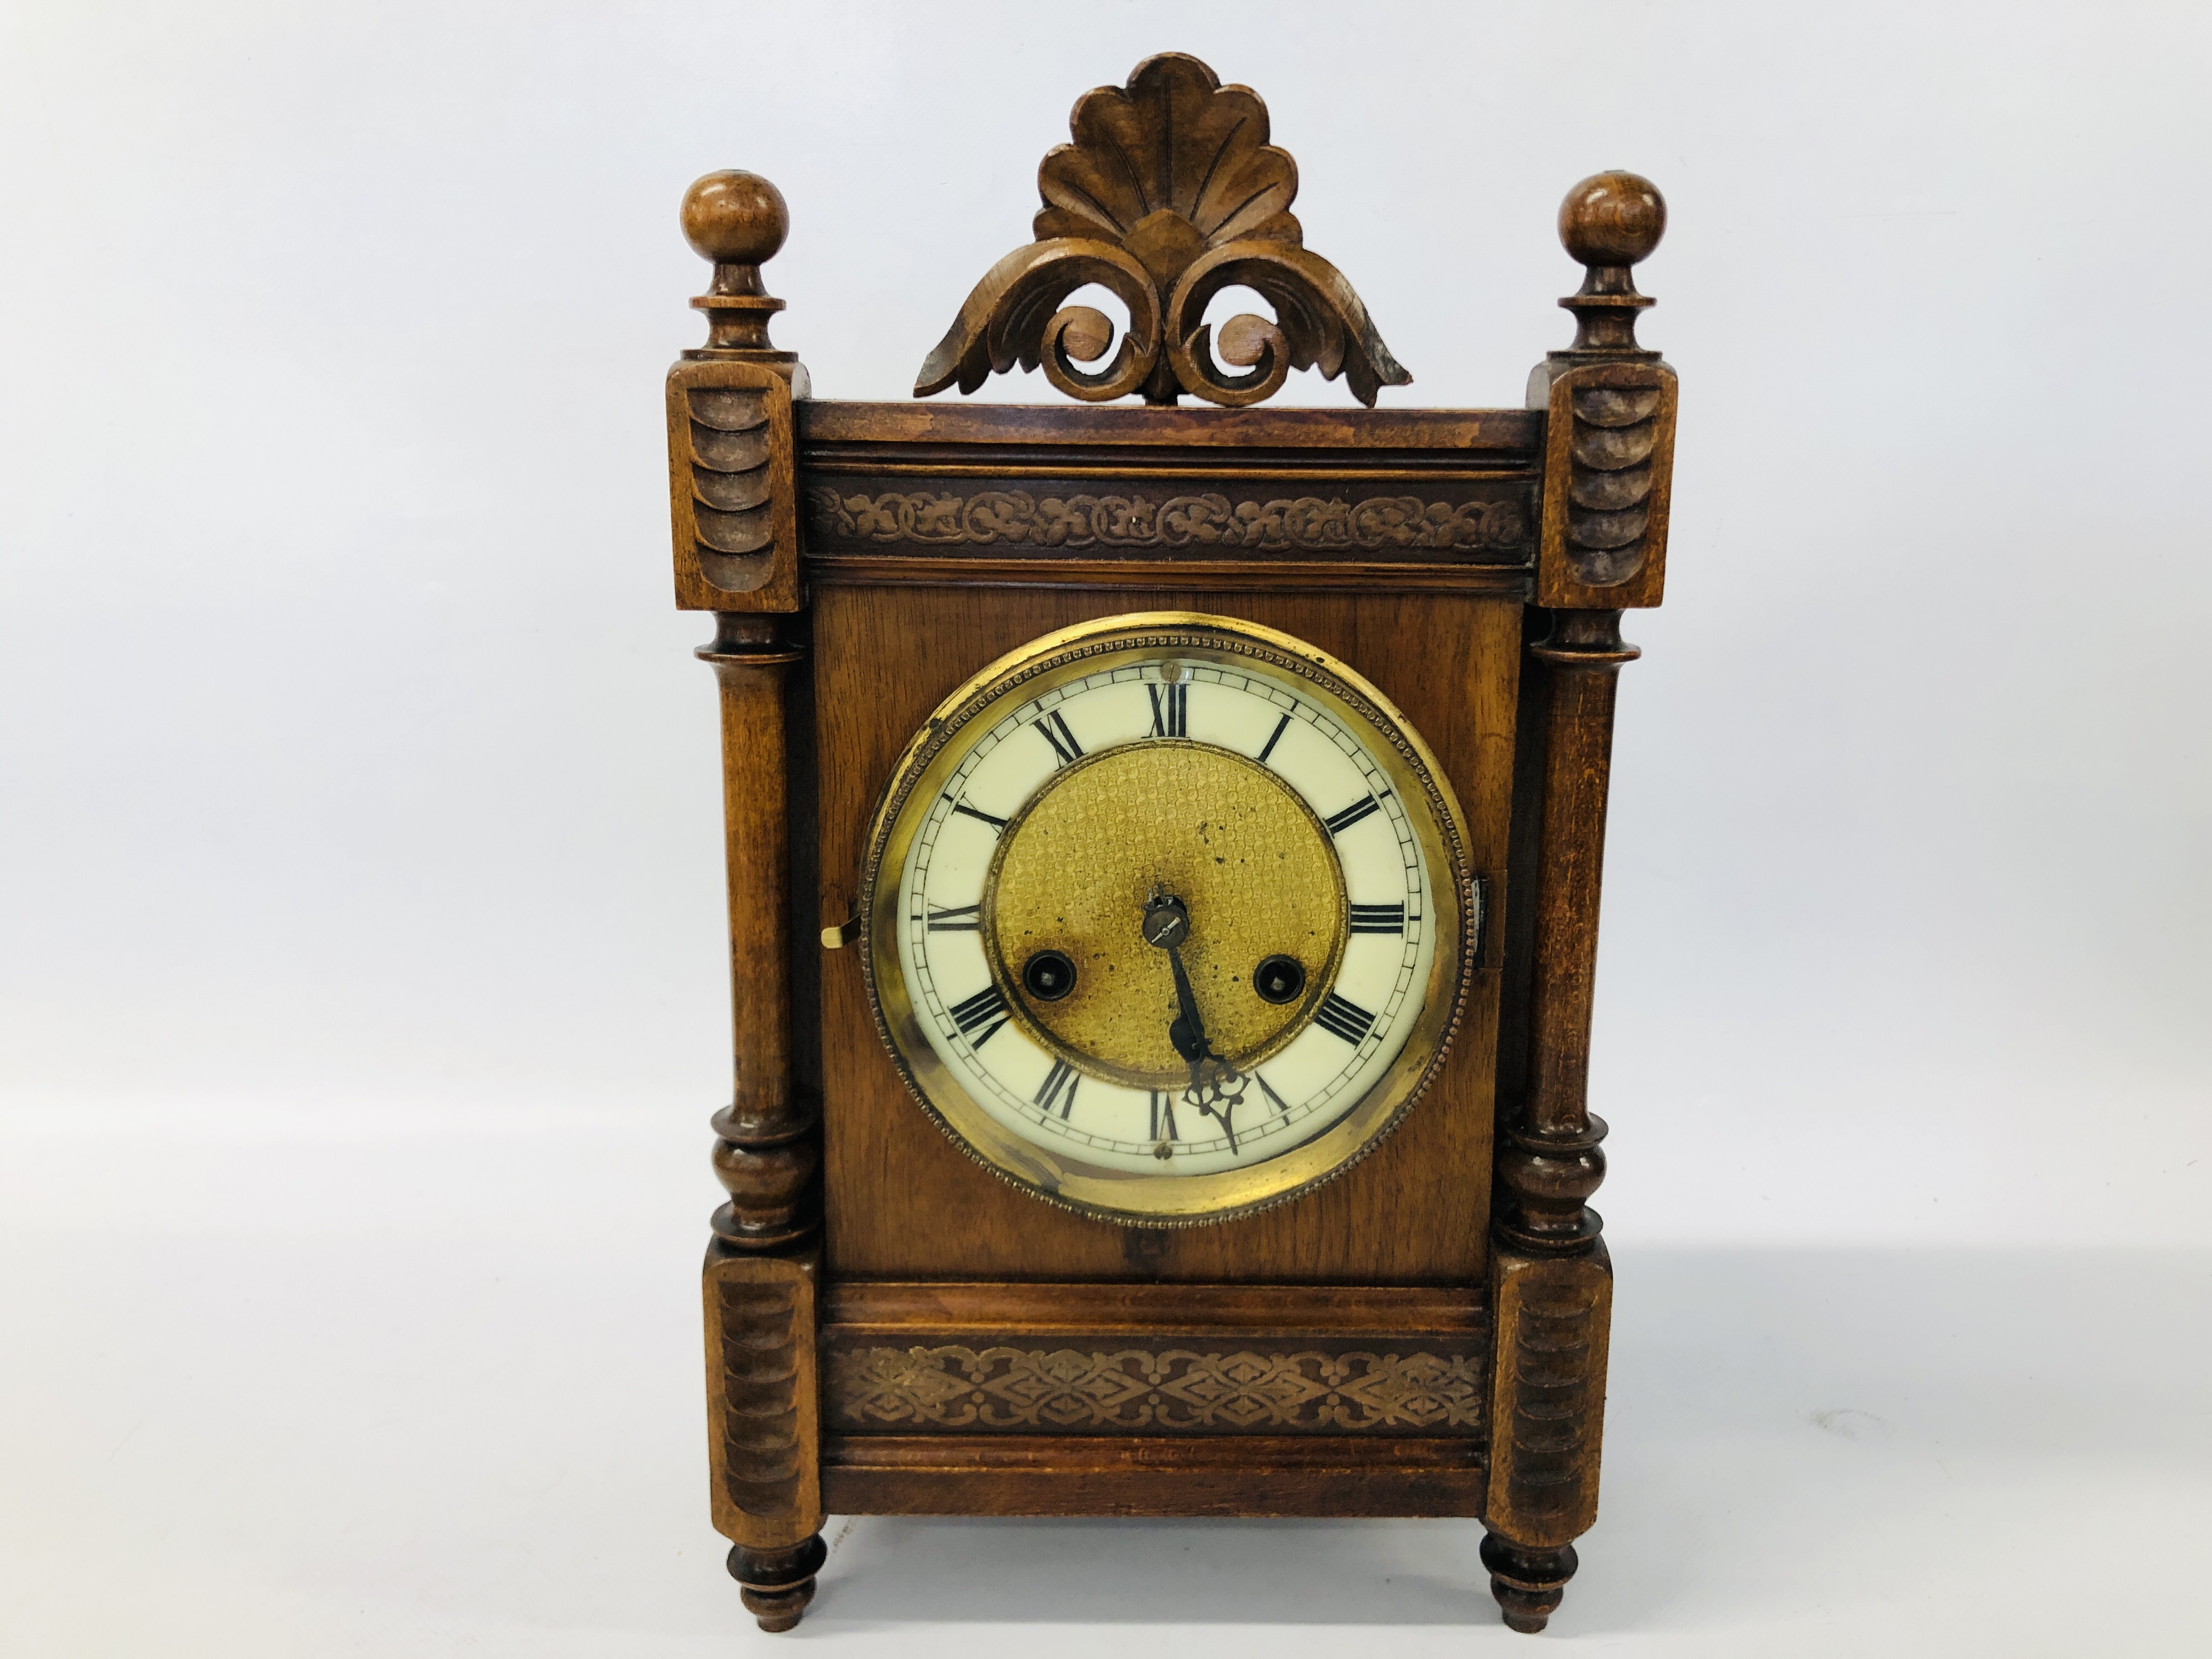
[861, 614, 1475, 1224]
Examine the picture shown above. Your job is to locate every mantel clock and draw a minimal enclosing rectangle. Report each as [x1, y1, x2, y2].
[663, 54, 1678, 1635]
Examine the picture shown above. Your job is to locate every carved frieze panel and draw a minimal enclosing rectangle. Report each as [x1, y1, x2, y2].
[792, 402, 1542, 588]
[826, 1339, 1486, 1435]
[804, 482, 1531, 564]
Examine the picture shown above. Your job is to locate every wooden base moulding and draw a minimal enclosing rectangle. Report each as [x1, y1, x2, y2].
[823, 1435, 1489, 1519]
[808, 1282, 1494, 1516]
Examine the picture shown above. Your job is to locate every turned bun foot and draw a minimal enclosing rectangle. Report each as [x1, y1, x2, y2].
[728, 1535, 828, 1633]
[1481, 1533, 1578, 1634]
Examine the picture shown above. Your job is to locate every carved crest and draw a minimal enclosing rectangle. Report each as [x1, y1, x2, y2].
[915, 53, 1411, 408]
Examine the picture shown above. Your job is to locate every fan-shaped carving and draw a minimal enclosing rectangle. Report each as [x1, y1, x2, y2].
[916, 53, 1409, 409]
[1034, 61, 1301, 266]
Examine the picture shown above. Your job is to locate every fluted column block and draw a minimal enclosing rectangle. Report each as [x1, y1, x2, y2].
[704, 1250, 824, 1555]
[1528, 171, 1676, 612]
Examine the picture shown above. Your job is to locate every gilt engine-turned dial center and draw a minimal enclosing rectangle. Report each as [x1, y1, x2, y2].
[861, 613, 1477, 1224]
[986, 741, 1348, 1092]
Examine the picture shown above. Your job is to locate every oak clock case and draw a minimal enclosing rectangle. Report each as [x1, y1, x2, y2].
[861, 612, 1476, 1224]
[664, 52, 1677, 1641]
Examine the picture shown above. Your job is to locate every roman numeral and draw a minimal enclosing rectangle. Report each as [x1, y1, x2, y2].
[947, 984, 1009, 1047]
[1147, 681, 1187, 737]
[1314, 990, 1376, 1045]
[1035, 1058, 1079, 1119]
[1255, 1074, 1291, 1116]
[1348, 902, 1406, 935]
[1325, 793, 1385, 836]
[1148, 1090, 1180, 1141]
[926, 904, 980, 932]
[1256, 710, 1292, 765]
[1032, 709, 1084, 768]
[946, 796, 1008, 832]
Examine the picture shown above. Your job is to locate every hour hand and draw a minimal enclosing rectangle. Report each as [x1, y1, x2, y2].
[1165, 949, 1239, 1144]
[1170, 1016, 1206, 1064]
[1143, 888, 1246, 1144]
[1164, 952, 1209, 1062]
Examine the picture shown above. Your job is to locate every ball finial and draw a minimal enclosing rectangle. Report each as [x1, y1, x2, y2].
[681, 171, 789, 267]
[1558, 171, 1666, 269]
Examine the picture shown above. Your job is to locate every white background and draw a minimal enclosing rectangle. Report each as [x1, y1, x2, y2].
[3, 2, 2207, 1654]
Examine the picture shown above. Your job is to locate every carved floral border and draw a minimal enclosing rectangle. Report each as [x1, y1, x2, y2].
[806, 487, 1527, 555]
[828, 1342, 1486, 1434]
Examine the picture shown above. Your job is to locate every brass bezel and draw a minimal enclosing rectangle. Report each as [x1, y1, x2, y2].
[858, 612, 1476, 1227]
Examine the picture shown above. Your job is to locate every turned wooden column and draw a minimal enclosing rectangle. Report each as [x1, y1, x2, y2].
[1486, 171, 1677, 1635]
[700, 611, 824, 1635]
[701, 615, 815, 1250]
[1496, 607, 1634, 1256]
[668, 170, 826, 1633]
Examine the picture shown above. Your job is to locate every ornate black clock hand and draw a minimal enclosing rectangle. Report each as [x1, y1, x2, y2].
[1142, 890, 1210, 1056]
[1162, 937, 1209, 1060]
[1143, 889, 1248, 1149]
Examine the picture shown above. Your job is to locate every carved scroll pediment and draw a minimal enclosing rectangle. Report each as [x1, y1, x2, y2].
[915, 53, 1410, 408]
